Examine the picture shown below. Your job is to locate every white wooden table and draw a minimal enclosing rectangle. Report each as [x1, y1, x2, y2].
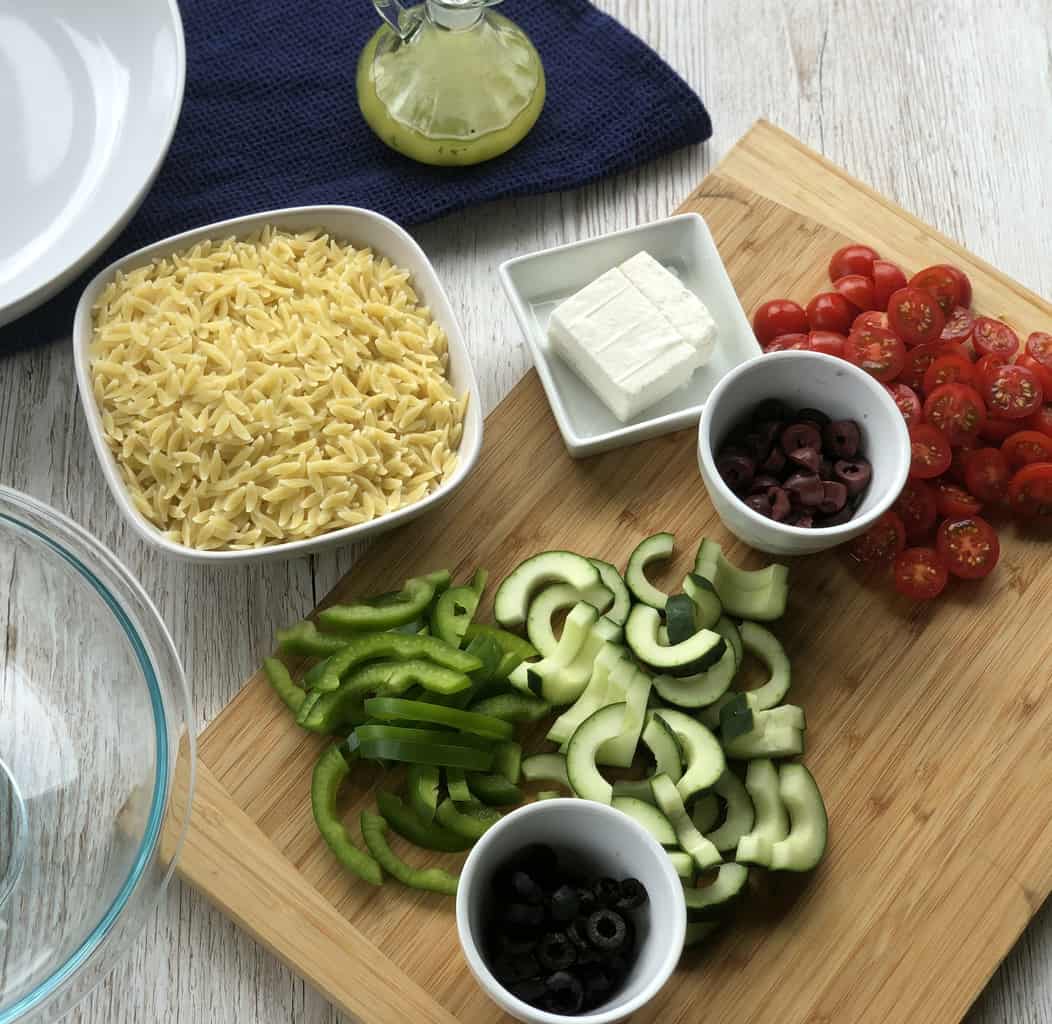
[3, 1, 1049, 1020]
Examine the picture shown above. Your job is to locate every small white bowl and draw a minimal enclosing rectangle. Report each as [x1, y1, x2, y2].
[72, 206, 483, 564]
[456, 799, 686, 1024]
[499, 213, 761, 458]
[697, 351, 910, 556]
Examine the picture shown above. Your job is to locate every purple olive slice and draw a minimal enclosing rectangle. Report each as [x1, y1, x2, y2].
[760, 446, 787, 475]
[788, 446, 821, 473]
[767, 486, 792, 521]
[744, 493, 772, 517]
[716, 450, 756, 492]
[783, 472, 825, 507]
[824, 420, 861, 459]
[780, 422, 822, 456]
[748, 474, 782, 495]
[817, 480, 848, 515]
[834, 457, 872, 497]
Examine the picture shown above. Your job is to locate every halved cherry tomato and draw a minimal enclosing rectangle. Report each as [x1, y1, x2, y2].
[909, 265, 962, 316]
[899, 342, 962, 391]
[853, 310, 889, 333]
[848, 510, 907, 564]
[923, 383, 986, 445]
[944, 265, 972, 308]
[936, 516, 999, 579]
[844, 326, 906, 382]
[940, 306, 975, 345]
[947, 437, 979, 484]
[909, 424, 952, 478]
[1015, 353, 1052, 396]
[1024, 403, 1052, 438]
[975, 353, 1008, 383]
[1007, 462, 1052, 518]
[893, 547, 949, 600]
[884, 383, 922, 428]
[829, 244, 880, 282]
[764, 333, 810, 353]
[872, 260, 908, 311]
[922, 354, 975, 394]
[754, 300, 809, 345]
[982, 362, 1043, 419]
[1001, 430, 1052, 470]
[972, 317, 1020, 359]
[833, 274, 877, 312]
[964, 447, 1011, 503]
[808, 330, 847, 357]
[980, 417, 1019, 443]
[894, 478, 938, 540]
[807, 292, 857, 335]
[887, 286, 946, 346]
[934, 480, 982, 518]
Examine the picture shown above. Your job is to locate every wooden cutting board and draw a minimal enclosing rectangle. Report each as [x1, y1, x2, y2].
[176, 121, 1052, 1024]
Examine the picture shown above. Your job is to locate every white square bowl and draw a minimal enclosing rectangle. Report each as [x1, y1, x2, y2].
[72, 206, 483, 564]
[499, 213, 761, 457]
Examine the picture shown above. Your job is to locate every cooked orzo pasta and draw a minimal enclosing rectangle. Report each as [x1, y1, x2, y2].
[89, 227, 467, 550]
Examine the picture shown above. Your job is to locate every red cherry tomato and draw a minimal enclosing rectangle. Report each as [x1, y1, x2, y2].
[899, 342, 962, 391]
[887, 287, 947, 346]
[848, 510, 906, 564]
[1015, 354, 1052, 397]
[922, 354, 975, 394]
[982, 363, 1044, 419]
[852, 310, 889, 333]
[808, 331, 848, 357]
[807, 291, 857, 335]
[940, 306, 975, 345]
[829, 244, 880, 283]
[872, 260, 908, 311]
[909, 424, 952, 479]
[893, 547, 949, 600]
[1001, 430, 1052, 470]
[844, 326, 906, 382]
[763, 333, 810, 353]
[884, 383, 922, 428]
[1024, 403, 1052, 438]
[972, 317, 1020, 359]
[964, 447, 1011, 503]
[947, 437, 979, 484]
[833, 274, 877, 312]
[975, 353, 1008, 383]
[909, 265, 963, 317]
[753, 300, 809, 345]
[1007, 462, 1052, 518]
[934, 480, 983, 518]
[923, 383, 986, 446]
[980, 417, 1020, 443]
[894, 478, 938, 540]
[936, 516, 1000, 579]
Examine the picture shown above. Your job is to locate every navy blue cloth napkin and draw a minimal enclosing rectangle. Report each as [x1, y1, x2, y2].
[2, 0, 711, 355]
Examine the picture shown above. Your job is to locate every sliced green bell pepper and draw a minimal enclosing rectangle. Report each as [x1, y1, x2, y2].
[463, 623, 538, 678]
[445, 767, 473, 802]
[362, 696, 514, 740]
[349, 725, 495, 771]
[375, 790, 470, 853]
[407, 763, 440, 823]
[275, 621, 348, 658]
[468, 692, 552, 723]
[465, 771, 523, 806]
[263, 657, 305, 714]
[317, 570, 451, 634]
[311, 745, 382, 886]
[361, 811, 459, 896]
[435, 799, 502, 841]
[430, 584, 481, 648]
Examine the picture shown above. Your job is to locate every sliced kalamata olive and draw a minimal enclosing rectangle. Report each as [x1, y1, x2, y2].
[834, 457, 872, 496]
[760, 446, 786, 475]
[818, 455, 834, 480]
[745, 493, 772, 517]
[780, 421, 823, 455]
[797, 406, 832, 427]
[748, 473, 781, 495]
[767, 486, 792, 521]
[816, 504, 855, 527]
[788, 446, 821, 473]
[753, 398, 789, 422]
[783, 472, 825, 506]
[817, 480, 848, 515]
[716, 451, 755, 492]
[786, 512, 815, 528]
[824, 419, 861, 458]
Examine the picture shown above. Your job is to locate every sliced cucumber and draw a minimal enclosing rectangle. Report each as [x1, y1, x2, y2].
[547, 642, 624, 746]
[665, 594, 698, 646]
[714, 616, 744, 670]
[625, 532, 675, 610]
[684, 920, 720, 948]
[508, 602, 597, 697]
[724, 724, 804, 760]
[667, 850, 695, 881]
[691, 793, 721, 834]
[494, 551, 600, 629]
[652, 708, 725, 800]
[641, 714, 683, 782]
[650, 773, 721, 870]
[612, 796, 677, 847]
[652, 643, 736, 709]
[625, 605, 726, 677]
[683, 863, 749, 918]
[704, 771, 755, 852]
[565, 702, 626, 804]
[520, 752, 570, 789]
[683, 574, 722, 630]
[769, 764, 828, 872]
[526, 581, 613, 657]
[735, 760, 789, 867]
[738, 622, 791, 711]
[693, 540, 789, 621]
[588, 558, 632, 626]
[597, 665, 652, 768]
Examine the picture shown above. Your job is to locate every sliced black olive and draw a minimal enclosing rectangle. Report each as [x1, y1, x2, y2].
[747, 473, 782, 495]
[824, 419, 862, 458]
[616, 878, 647, 910]
[504, 902, 545, 933]
[716, 450, 756, 493]
[592, 877, 621, 908]
[783, 472, 825, 507]
[536, 931, 577, 971]
[797, 406, 831, 427]
[549, 884, 580, 922]
[818, 480, 848, 515]
[753, 398, 789, 422]
[511, 870, 545, 905]
[760, 445, 787, 475]
[834, 456, 872, 496]
[767, 486, 792, 521]
[544, 971, 584, 1015]
[586, 908, 627, 950]
[508, 978, 547, 1005]
[745, 493, 772, 517]
[780, 421, 823, 455]
[788, 445, 821, 473]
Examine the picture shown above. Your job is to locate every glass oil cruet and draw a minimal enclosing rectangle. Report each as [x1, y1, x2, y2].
[357, 0, 546, 166]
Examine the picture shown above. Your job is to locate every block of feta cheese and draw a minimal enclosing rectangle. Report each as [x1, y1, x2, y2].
[547, 252, 719, 423]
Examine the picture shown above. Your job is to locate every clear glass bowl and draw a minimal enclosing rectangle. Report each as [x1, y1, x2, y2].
[0, 487, 194, 1023]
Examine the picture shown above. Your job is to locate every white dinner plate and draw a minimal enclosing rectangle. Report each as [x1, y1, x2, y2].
[0, 0, 185, 327]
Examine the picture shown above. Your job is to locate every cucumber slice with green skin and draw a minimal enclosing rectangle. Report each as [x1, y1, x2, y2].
[650, 773, 721, 870]
[693, 540, 789, 621]
[683, 863, 749, 918]
[769, 764, 828, 872]
[565, 702, 627, 804]
[521, 752, 570, 789]
[588, 559, 632, 625]
[547, 642, 623, 746]
[735, 760, 789, 867]
[664, 594, 698, 646]
[611, 796, 678, 847]
[738, 622, 792, 711]
[652, 643, 737, 709]
[683, 574, 722, 630]
[625, 532, 675, 609]
[407, 763, 440, 824]
[625, 605, 726, 677]
[714, 616, 743, 670]
[641, 713, 683, 782]
[704, 772, 756, 852]
[724, 724, 804, 760]
[666, 851, 695, 881]
[508, 603, 600, 704]
[445, 767, 472, 802]
[494, 551, 601, 629]
[435, 799, 501, 841]
[465, 771, 523, 806]
[652, 708, 726, 800]
[684, 920, 721, 948]
[691, 793, 721, 834]
[597, 665, 652, 768]
[492, 741, 522, 785]
[526, 581, 614, 657]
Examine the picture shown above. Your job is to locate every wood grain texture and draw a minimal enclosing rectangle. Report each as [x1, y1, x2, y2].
[0, 2, 1044, 1022]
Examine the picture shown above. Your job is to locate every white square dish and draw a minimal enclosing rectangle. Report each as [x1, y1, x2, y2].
[499, 213, 760, 457]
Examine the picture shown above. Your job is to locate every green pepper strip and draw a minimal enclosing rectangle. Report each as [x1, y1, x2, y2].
[465, 771, 523, 806]
[310, 746, 383, 886]
[430, 585, 481, 648]
[375, 790, 471, 852]
[275, 621, 348, 658]
[349, 726, 494, 770]
[263, 657, 305, 714]
[317, 571, 451, 634]
[445, 767, 473, 802]
[468, 692, 552, 723]
[363, 696, 514, 740]
[463, 623, 538, 679]
[407, 763, 440, 824]
[435, 799, 502, 841]
[361, 811, 459, 896]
